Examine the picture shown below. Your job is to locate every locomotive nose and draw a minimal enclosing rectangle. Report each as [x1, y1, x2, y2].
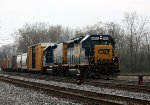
[94, 45, 112, 64]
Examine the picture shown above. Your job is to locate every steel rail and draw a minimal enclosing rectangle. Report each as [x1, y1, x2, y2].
[86, 81, 150, 94]
[1, 72, 150, 94]
[0, 75, 150, 105]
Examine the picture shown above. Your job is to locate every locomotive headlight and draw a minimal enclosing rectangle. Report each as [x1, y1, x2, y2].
[97, 58, 101, 64]
[112, 57, 119, 64]
[113, 57, 115, 61]
[112, 57, 116, 62]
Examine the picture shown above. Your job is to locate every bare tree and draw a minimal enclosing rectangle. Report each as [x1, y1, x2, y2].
[74, 27, 85, 38]
[123, 12, 149, 72]
[105, 22, 125, 51]
[13, 23, 74, 53]
[59, 27, 74, 42]
[0, 44, 15, 58]
[84, 22, 106, 35]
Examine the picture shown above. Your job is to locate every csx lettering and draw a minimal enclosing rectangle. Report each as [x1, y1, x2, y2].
[98, 50, 103, 54]
[98, 49, 109, 54]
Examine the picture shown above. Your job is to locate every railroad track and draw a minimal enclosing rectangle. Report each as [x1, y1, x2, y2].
[0, 74, 150, 105]
[87, 81, 150, 94]
[1, 71, 150, 94]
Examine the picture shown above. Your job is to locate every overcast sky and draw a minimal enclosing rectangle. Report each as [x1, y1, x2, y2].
[0, 0, 150, 46]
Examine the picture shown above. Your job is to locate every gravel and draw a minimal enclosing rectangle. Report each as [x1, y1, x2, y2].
[0, 81, 82, 105]
[1, 74, 150, 104]
[12, 74, 150, 101]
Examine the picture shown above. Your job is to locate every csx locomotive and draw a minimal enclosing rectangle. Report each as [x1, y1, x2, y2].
[1, 35, 120, 78]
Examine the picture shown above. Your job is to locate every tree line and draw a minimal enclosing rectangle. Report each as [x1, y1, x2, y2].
[0, 12, 150, 73]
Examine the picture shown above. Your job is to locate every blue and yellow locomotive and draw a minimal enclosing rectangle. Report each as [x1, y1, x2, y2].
[43, 34, 120, 78]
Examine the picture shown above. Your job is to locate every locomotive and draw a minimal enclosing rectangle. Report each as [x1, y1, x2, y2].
[1, 34, 120, 78]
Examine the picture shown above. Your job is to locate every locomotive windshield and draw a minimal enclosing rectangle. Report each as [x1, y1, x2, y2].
[92, 40, 112, 46]
[91, 35, 114, 45]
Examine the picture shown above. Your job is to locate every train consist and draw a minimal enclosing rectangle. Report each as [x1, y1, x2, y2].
[1, 35, 120, 78]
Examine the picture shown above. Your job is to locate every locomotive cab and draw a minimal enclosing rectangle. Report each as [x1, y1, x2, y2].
[81, 35, 120, 78]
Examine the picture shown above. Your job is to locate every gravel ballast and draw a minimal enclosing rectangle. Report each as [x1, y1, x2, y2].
[0, 81, 82, 105]
[1, 74, 150, 104]
[9, 74, 150, 101]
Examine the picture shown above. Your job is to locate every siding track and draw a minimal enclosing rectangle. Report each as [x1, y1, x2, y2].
[0, 74, 150, 105]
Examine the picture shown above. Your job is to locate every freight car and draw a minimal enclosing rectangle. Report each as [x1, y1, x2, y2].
[1, 34, 120, 78]
[1, 57, 9, 71]
[17, 53, 27, 72]
[1, 55, 17, 71]
[27, 43, 54, 72]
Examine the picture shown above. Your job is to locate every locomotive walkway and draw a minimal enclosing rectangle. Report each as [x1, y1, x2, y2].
[0, 74, 150, 105]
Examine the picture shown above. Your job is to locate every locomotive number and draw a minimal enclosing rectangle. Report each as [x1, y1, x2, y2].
[98, 49, 109, 54]
[103, 37, 109, 40]
[91, 37, 99, 40]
